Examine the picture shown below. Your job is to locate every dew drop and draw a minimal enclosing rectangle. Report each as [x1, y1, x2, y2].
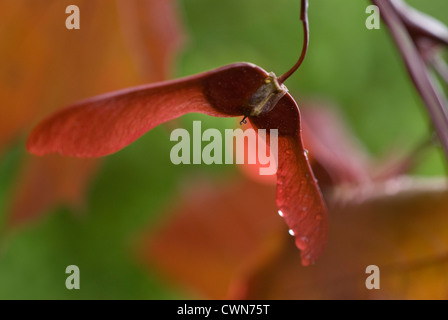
[288, 229, 295, 236]
[304, 149, 309, 160]
[278, 210, 284, 217]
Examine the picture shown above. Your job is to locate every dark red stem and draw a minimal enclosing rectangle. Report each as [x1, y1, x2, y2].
[278, 0, 309, 84]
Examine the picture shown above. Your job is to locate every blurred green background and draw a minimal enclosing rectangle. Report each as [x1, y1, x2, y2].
[0, 0, 447, 299]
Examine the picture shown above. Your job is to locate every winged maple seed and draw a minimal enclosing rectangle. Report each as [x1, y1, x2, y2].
[26, 0, 327, 265]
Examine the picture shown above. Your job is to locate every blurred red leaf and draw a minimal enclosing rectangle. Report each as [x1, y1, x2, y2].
[1, 1, 133, 150]
[7, 155, 98, 227]
[140, 177, 284, 299]
[142, 175, 448, 299]
[301, 102, 372, 187]
[241, 178, 448, 299]
[2, 0, 183, 226]
[116, 0, 185, 82]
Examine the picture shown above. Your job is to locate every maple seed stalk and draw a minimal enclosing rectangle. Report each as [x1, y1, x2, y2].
[246, 0, 309, 118]
[278, 0, 309, 84]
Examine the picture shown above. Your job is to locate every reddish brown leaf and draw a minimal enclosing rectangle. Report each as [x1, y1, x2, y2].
[7, 155, 98, 227]
[0, 0, 135, 151]
[116, 0, 185, 81]
[3, 0, 184, 226]
[143, 175, 448, 299]
[140, 177, 284, 299]
[240, 178, 448, 299]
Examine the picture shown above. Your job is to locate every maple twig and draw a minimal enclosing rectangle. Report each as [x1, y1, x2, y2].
[331, 175, 448, 207]
[431, 53, 448, 85]
[278, 0, 309, 84]
[371, 0, 448, 161]
[374, 133, 438, 181]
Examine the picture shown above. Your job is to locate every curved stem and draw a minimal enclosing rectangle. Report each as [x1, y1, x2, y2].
[431, 53, 448, 85]
[278, 0, 309, 84]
